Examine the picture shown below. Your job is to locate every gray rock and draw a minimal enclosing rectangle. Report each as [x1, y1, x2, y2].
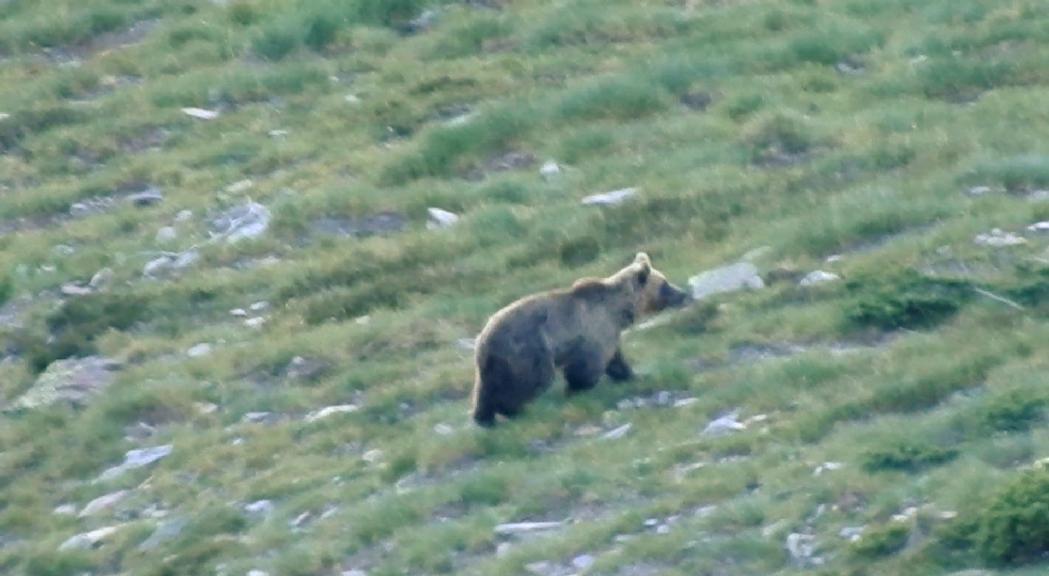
[60, 283, 92, 296]
[98, 444, 173, 481]
[799, 270, 841, 287]
[127, 188, 163, 207]
[79, 490, 129, 517]
[155, 226, 178, 244]
[7, 356, 120, 411]
[187, 343, 212, 358]
[143, 249, 199, 277]
[244, 317, 266, 329]
[601, 423, 632, 440]
[52, 244, 76, 257]
[226, 179, 253, 194]
[305, 404, 359, 423]
[59, 524, 125, 551]
[572, 554, 595, 570]
[974, 228, 1026, 247]
[688, 262, 764, 300]
[212, 202, 271, 243]
[53, 504, 77, 516]
[242, 412, 273, 424]
[138, 517, 187, 550]
[175, 209, 194, 222]
[839, 526, 865, 542]
[493, 521, 563, 536]
[813, 462, 844, 476]
[181, 107, 219, 120]
[342, 571, 367, 576]
[581, 187, 637, 206]
[786, 533, 819, 565]
[247, 571, 270, 576]
[967, 185, 994, 196]
[1030, 190, 1049, 202]
[702, 410, 746, 436]
[89, 267, 114, 290]
[249, 301, 269, 312]
[405, 9, 438, 33]
[1027, 221, 1049, 232]
[539, 161, 561, 180]
[245, 500, 274, 515]
[426, 207, 459, 230]
[230, 308, 248, 317]
[268, 129, 289, 138]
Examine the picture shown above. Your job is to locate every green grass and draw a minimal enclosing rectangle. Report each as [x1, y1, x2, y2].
[0, 0, 1048, 574]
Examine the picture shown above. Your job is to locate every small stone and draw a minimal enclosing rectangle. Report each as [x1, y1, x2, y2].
[289, 512, 311, 528]
[305, 404, 359, 423]
[1029, 190, 1049, 202]
[230, 308, 248, 317]
[175, 209, 194, 222]
[59, 524, 125, 551]
[495, 542, 512, 558]
[581, 187, 637, 206]
[689, 262, 764, 300]
[839, 526, 865, 542]
[97, 444, 173, 481]
[525, 562, 550, 576]
[799, 270, 841, 287]
[975, 228, 1027, 247]
[644, 518, 659, 528]
[80, 490, 130, 517]
[181, 107, 219, 120]
[187, 343, 212, 358]
[433, 423, 455, 435]
[344, 94, 361, 104]
[245, 500, 274, 515]
[89, 267, 114, 289]
[54, 504, 77, 516]
[939, 510, 958, 520]
[539, 161, 561, 180]
[456, 337, 476, 351]
[244, 317, 266, 329]
[127, 188, 164, 207]
[601, 423, 632, 440]
[786, 533, 817, 564]
[247, 570, 270, 576]
[1027, 221, 1049, 232]
[194, 402, 218, 415]
[213, 201, 270, 243]
[813, 462, 844, 476]
[703, 410, 746, 436]
[655, 391, 672, 406]
[673, 397, 698, 408]
[825, 254, 843, 263]
[61, 283, 92, 296]
[966, 185, 994, 196]
[572, 554, 595, 570]
[155, 226, 178, 244]
[656, 524, 671, 534]
[242, 412, 273, 424]
[52, 244, 75, 257]
[426, 207, 459, 230]
[249, 301, 269, 312]
[268, 129, 289, 137]
[362, 449, 383, 464]
[494, 521, 563, 535]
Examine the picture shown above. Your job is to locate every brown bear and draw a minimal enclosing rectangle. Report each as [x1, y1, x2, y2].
[470, 252, 691, 427]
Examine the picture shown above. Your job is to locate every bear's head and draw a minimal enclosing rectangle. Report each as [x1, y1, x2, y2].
[619, 252, 692, 315]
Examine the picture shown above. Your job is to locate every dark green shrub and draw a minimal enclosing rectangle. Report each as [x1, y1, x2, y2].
[23, 292, 149, 371]
[977, 469, 1049, 565]
[862, 438, 958, 472]
[0, 107, 84, 151]
[844, 271, 970, 331]
[557, 76, 668, 121]
[980, 390, 1046, 433]
[850, 522, 910, 558]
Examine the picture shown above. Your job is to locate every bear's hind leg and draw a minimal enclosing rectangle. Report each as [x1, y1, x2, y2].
[605, 348, 634, 382]
[564, 348, 605, 395]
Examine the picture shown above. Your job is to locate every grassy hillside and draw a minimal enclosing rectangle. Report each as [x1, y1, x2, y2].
[1, 0, 1048, 574]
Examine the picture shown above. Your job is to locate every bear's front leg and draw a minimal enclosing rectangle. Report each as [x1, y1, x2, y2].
[564, 348, 605, 395]
[605, 348, 634, 382]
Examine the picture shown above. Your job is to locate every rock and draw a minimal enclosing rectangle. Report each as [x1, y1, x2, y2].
[673, 397, 698, 408]
[680, 90, 713, 111]
[61, 283, 92, 296]
[703, 410, 746, 436]
[1030, 190, 1049, 202]
[143, 249, 199, 277]
[344, 94, 361, 105]
[98, 444, 173, 481]
[247, 571, 270, 576]
[433, 423, 455, 436]
[52, 244, 76, 257]
[7, 356, 120, 411]
[496, 542, 512, 558]
[689, 262, 765, 300]
[268, 129, 289, 137]
[404, 9, 438, 33]
[242, 412, 274, 424]
[342, 571, 367, 576]
[89, 267, 114, 289]
[1027, 221, 1049, 232]
[362, 449, 383, 464]
[127, 188, 163, 207]
[175, 209, 194, 222]
[187, 343, 212, 358]
[244, 317, 266, 329]
[155, 226, 178, 244]
[245, 500, 274, 515]
[799, 270, 841, 287]
[194, 402, 218, 415]
[456, 337, 477, 351]
[946, 571, 993, 576]
[53, 504, 77, 516]
[601, 423, 632, 440]
[656, 524, 671, 534]
[249, 301, 269, 312]
[762, 519, 789, 539]
[966, 185, 996, 196]
[138, 517, 187, 550]
[813, 462, 844, 476]
[643, 518, 659, 528]
[181, 107, 219, 120]
[494, 521, 563, 536]
[581, 187, 637, 206]
[59, 524, 125, 551]
[572, 554, 595, 570]
[839, 526, 865, 542]
[974, 228, 1026, 247]
[285, 356, 329, 381]
[525, 562, 551, 576]
[426, 207, 459, 230]
[79, 490, 129, 517]
[230, 308, 248, 317]
[305, 404, 359, 423]
[786, 533, 818, 565]
[212, 202, 271, 243]
[539, 160, 561, 180]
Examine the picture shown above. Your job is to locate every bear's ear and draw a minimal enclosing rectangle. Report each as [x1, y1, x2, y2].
[634, 252, 651, 286]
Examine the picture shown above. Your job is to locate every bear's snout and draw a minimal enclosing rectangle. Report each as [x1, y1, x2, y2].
[660, 281, 692, 308]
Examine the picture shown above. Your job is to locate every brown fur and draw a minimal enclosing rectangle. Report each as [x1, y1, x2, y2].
[471, 252, 691, 427]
